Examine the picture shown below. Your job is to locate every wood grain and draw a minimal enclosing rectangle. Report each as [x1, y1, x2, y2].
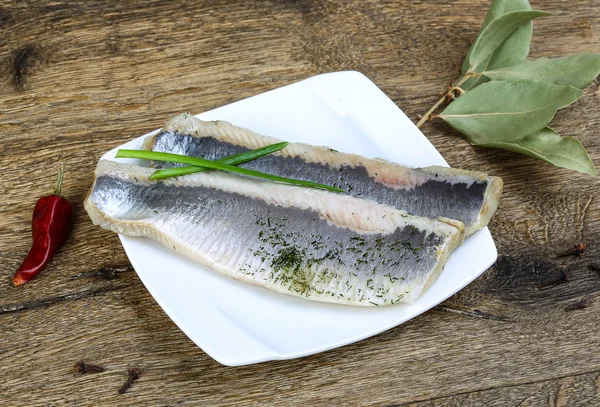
[1, 0, 599, 405]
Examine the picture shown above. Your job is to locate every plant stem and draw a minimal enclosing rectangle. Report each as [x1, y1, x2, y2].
[416, 94, 449, 128]
[150, 142, 288, 180]
[449, 86, 465, 95]
[416, 75, 472, 128]
[116, 149, 344, 193]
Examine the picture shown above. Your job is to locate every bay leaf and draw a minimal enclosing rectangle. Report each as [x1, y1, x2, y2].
[461, 0, 533, 90]
[486, 16, 532, 69]
[439, 80, 583, 144]
[468, 10, 550, 74]
[483, 53, 600, 90]
[475, 127, 597, 175]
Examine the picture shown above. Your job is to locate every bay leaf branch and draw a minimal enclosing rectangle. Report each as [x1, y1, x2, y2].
[415, 0, 597, 174]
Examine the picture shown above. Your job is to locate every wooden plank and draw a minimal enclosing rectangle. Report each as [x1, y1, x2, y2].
[1, 0, 599, 405]
[398, 371, 600, 407]
[2, 274, 600, 406]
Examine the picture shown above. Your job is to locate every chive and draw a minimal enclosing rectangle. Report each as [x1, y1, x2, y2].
[116, 149, 344, 193]
[150, 142, 289, 180]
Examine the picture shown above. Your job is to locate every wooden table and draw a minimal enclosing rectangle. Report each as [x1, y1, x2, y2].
[1, 1, 599, 405]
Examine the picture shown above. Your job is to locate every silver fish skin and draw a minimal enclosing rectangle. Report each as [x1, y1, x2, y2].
[143, 113, 503, 236]
[85, 160, 465, 306]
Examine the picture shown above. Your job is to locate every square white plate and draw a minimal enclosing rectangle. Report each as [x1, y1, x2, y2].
[102, 71, 497, 366]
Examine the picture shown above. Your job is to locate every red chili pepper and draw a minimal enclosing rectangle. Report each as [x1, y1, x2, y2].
[13, 168, 73, 286]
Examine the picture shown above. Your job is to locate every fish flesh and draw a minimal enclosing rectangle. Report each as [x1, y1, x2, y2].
[143, 113, 503, 236]
[146, 114, 502, 236]
[86, 161, 464, 305]
[85, 160, 465, 306]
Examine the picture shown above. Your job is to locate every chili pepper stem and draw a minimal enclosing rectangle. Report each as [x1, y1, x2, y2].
[54, 167, 64, 196]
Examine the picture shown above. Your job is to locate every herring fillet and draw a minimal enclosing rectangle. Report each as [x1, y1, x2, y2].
[85, 160, 465, 306]
[143, 113, 503, 236]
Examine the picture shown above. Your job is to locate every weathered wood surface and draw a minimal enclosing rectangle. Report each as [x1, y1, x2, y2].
[1, 0, 599, 405]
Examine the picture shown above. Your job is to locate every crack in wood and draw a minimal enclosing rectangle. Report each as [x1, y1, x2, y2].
[553, 378, 572, 407]
[11, 46, 35, 91]
[433, 305, 514, 322]
[0, 285, 124, 315]
[538, 269, 568, 289]
[388, 368, 600, 407]
[564, 296, 593, 312]
[516, 396, 534, 407]
[478, 253, 600, 307]
[69, 265, 134, 280]
[0, 8, 11, 29]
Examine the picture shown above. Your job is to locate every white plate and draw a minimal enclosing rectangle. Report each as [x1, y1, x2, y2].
[102, 71, 497, 366]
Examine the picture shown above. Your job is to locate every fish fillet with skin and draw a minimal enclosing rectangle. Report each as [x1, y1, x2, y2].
[85, 160, 465, 306]
[143, 113, 503, 236]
